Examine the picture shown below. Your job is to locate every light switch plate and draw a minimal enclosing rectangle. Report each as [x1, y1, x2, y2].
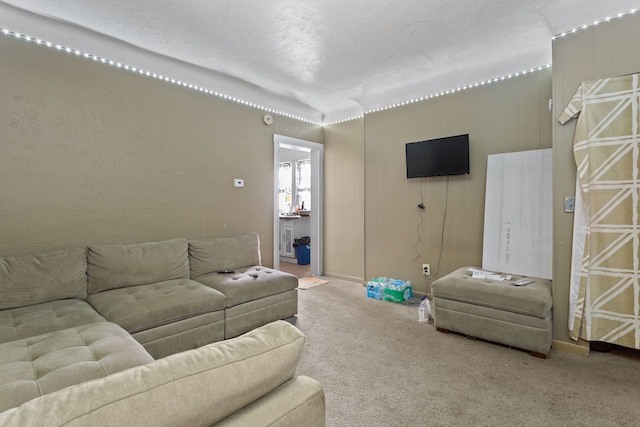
[233, 178, 244, 188]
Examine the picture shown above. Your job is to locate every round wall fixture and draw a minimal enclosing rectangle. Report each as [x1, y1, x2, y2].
[262, 113, 273, 125]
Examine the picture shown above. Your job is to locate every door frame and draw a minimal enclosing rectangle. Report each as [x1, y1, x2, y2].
[273, 134, 324, 276]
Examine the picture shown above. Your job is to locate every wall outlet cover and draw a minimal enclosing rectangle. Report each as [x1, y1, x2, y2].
[564, 197, 575, 213]
[422, 264, 431, 276]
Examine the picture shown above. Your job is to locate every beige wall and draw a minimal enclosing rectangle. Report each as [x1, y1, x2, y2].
[323, 118, 365, 282]
[551, 12, 640, 347]
[363, 69, 552, 295]
[0, 35, 321, 260]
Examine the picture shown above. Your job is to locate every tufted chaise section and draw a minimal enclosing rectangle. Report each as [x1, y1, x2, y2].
[0, 300, 107, 345]
[190, 234, 298, 339]
[0, 322, 154, 412]
[197, 266, 298, 339]
[200, 267, 295, 307]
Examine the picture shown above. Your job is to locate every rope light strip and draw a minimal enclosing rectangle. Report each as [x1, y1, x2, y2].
[552, 7, 637, 39]
[326, 6, 639, 126]
[324, 64, 553, 126]
[0, 28, 322, 126]
[3, 6, 637, 127]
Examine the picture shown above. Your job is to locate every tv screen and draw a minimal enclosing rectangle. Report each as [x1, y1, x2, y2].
[405, 134, 469, 178]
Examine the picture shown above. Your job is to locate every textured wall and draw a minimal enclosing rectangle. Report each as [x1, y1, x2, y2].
[0, 35, 321, 258]
[323, 118, 365, 282]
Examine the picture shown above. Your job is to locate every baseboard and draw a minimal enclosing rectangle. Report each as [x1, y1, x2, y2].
[323, 272, 364, 284]
[552, 339, 590, 357]
[412, 290, 428, 299]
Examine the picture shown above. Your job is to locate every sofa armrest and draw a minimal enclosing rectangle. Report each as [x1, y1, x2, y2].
[0, 320, 306, 427]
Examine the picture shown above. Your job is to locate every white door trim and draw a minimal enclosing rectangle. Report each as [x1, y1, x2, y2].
[273, 134, 324, 276]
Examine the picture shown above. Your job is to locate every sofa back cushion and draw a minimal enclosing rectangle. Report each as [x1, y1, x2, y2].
[0, 248, 87, 310]
[87, 239, 190, 294]
[189, 233, 261, 279]
[0, 320, 305, 427]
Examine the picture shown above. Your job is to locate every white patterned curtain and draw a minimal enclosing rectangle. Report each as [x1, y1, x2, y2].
[560, 73, 640, 350]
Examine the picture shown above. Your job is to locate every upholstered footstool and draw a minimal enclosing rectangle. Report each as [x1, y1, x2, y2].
[195, 267, 298, 339]
[0, 322, 154, 412]
[432, 267, 553, 357]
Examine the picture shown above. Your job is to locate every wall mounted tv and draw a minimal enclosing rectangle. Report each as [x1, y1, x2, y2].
[405, 134, 470, 178]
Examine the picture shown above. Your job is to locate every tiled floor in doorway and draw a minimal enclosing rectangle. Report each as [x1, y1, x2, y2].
[279, 261, 310, 278]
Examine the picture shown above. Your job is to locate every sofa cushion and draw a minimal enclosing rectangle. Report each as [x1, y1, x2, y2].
[196, 266, 298, 308]
[0, 322, 154, 413]
[224, 290, 298, 339]
[216, 375, 325, 427]
[87, 279, 226, 334]
[189, 233, 261, 279]
[0, 299, 107, 344]
[0, 247, 87, 310]
[87, 238, 190, 294]
[0, 320, 307, 427]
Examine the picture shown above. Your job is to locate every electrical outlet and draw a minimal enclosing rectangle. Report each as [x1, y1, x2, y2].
[422, 264, 430, 276]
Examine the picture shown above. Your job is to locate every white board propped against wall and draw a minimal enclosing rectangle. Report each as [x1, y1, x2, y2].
[482, 149, 552, 279]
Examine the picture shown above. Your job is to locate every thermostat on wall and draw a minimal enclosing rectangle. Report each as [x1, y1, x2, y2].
[233, 178, 244, 188]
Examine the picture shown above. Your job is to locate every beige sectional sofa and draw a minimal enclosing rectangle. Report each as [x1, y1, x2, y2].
[0, 233, 323, 426]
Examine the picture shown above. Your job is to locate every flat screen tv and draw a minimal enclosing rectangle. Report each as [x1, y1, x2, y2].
[405, 134, 469, 178]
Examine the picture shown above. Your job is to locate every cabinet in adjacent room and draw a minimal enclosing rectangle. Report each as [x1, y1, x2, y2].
[280, 219, 295, 258]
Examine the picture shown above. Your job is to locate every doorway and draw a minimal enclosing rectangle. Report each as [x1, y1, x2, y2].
[273, 134, 323, 277]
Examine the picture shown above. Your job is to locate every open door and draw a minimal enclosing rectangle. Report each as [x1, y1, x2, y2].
[273, 134, 323, 276]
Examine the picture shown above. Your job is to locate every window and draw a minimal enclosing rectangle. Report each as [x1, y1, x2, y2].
[296, 159, 311, 211]
[278, 159, 311, 213]
[278, 161, 293, 213]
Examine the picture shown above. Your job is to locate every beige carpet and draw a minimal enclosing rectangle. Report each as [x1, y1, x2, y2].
[291, 278, 640, 427]
[298, 276, 330, 290]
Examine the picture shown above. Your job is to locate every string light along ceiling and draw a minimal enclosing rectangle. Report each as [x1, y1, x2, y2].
[1, 7, 637, 127]
[0, 27, 319, 126]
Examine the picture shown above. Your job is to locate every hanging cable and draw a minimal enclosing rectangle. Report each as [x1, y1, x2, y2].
[431, 176, 449, 284]
[412, 178, 426, 268]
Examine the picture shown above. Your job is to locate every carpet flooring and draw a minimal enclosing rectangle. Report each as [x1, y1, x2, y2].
[292, 278, 640, 427]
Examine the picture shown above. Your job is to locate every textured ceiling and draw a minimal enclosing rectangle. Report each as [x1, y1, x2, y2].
[1, 1, 639, 123]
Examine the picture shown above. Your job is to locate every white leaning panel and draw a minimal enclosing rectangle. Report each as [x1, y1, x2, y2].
[482, 148, 552, 279]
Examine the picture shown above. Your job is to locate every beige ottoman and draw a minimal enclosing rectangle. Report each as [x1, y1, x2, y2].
[432, 266, 553, 357]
